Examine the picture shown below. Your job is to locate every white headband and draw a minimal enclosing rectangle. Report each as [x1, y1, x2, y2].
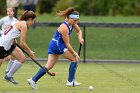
[69, 14, 80, 19]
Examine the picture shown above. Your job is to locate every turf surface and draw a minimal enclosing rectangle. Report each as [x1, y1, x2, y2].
[0, 61, 139, 93]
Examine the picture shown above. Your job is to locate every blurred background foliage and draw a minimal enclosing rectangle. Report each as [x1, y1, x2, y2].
[0, 0, 140, 16]
[0, 0, 6, 15]
[36, 0, 140, 16]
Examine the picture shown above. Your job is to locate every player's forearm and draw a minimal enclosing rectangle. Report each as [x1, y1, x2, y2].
[77, 30, 83, 39]
[20, 42, 32, 55]
[66, 43, 77, 55]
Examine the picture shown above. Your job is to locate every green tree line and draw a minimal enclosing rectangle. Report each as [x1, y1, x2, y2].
[0, 0, 140, 16]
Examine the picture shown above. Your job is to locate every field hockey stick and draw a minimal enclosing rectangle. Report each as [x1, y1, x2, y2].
[73, 43, 82, 87]
[78, 43, 82, 56]
[16, 43, 55, 76]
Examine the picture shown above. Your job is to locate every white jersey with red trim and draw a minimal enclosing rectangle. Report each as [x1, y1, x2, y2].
[0, 16, 17, 34]
[0, 21, 22, 50]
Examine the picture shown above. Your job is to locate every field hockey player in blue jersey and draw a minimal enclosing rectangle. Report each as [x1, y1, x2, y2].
[27, 7, 84, 89]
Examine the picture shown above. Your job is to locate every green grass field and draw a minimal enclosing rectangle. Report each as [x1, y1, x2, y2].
[26, 26, 140, 60]
[36, 14, 140, 23]
[21, 15, 140, 60]
[1, 15, 140, 59]
[0, 62, 139, 93]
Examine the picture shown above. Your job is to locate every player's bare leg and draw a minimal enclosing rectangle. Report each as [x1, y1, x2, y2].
[4, 47, 26, 85]
[4, 55, 11, 61]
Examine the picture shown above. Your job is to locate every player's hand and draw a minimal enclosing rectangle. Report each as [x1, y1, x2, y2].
[78, 38, 84, 45]
[73, 52, 80, 61]
[75, 55, 80, 61]
[29, 51, 35, 59]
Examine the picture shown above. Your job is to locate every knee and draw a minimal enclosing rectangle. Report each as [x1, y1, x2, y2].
[19, 57, 26, 63]
[11, 56, 15, 60]
[4, 56, 11, 61]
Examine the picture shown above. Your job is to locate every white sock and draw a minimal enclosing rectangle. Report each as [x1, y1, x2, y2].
[7, 60, 22, 77]
[5, 60, 15, 73]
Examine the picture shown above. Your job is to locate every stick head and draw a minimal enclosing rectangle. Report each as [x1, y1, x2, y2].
[51, 72, 56, 76]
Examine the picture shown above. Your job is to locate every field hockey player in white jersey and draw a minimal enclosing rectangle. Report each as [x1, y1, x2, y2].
[0, 7, 17, 34]
[0, 7, 18, 76]
[0, 10, 36, 85]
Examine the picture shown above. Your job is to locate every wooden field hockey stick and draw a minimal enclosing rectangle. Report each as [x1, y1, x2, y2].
[16, 43, 55, 76]
[73, 43, 82, 87]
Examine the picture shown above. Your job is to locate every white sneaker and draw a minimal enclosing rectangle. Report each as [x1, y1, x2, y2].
[27, 78, 38, 89]
[74, 81, 80, 86]
[66, 81, 80, 87]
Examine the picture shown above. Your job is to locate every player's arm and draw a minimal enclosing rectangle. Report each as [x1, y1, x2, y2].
[74, 24, 84, 45]
[17, 21, 35, 58]
[59, 24, 78, 56]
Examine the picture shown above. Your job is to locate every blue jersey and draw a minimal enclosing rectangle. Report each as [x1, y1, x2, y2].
[48, 21, 73, 54]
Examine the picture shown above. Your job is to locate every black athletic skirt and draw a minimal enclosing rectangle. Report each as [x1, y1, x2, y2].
[0, 44, 16, 59]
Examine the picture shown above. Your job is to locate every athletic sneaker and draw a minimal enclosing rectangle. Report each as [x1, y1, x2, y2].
[66, 81, 80, 86]
[27, 78, 38, 89]
[3, 75, 18, 85]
